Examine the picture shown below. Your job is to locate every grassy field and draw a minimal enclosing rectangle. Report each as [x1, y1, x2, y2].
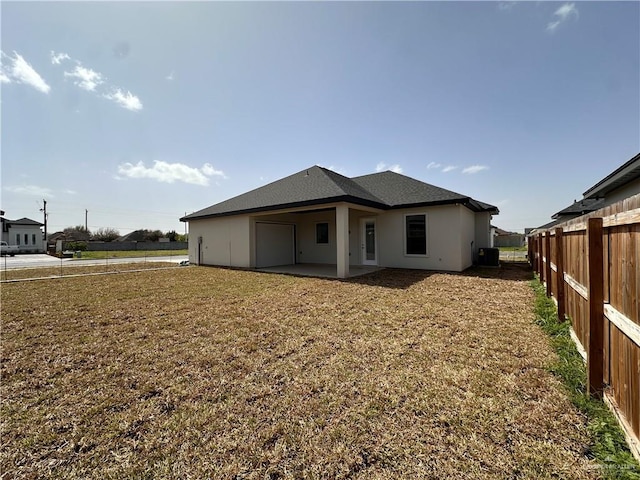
[71, 250, 187, 260]
[497, 246, 527, 252]
[1, 265, 601, 478]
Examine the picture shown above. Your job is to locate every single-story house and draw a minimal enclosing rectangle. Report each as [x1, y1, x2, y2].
[1, 216, 45, 253]
[180, 166, 498, 278]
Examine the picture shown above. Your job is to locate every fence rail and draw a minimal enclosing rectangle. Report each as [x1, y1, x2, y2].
[529, 193, 640, 461]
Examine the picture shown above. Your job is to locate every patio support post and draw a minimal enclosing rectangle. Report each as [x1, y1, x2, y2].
[336, 204, 350, 278]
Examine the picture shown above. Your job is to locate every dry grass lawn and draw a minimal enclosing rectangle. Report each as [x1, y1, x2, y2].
[1, 265, 598, 478]
[1, 261, 178, 282]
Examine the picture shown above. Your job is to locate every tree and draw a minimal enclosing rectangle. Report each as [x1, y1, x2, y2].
[92, 227, 120, 242]
[63, 225, 91, 241]
[142, 229, 164, 242]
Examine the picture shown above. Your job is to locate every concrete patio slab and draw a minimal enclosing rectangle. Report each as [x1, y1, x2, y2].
[257, 263, 383, 279]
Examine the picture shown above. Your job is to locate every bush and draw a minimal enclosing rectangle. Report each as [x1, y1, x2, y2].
[92, 228, 120, 242]
[66, 241, 87, 251]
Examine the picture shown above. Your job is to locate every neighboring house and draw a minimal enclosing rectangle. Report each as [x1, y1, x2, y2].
[116, 230, 165, 242]
[532, 152, 640, 233]
[181, 166, 498, 278]
[116, 230, 148, 242]
[493, 227, 525, 248]
[47, 231, 66, 243]
[582, 152, 640, 206]
[0, 216, 45, 253]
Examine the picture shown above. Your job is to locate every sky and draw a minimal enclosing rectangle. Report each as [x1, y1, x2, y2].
[1, 1, 638, 235]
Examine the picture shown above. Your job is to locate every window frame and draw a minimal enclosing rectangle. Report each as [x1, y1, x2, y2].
[404, 213, 429, 257]
[315, 222, 329, 245]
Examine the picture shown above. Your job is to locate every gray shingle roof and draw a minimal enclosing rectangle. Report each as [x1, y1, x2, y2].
[351, 171, 468, 207]
[551, 198, 605, 219]
[3, 217, 44, 226]
[182, 166, 498, 221]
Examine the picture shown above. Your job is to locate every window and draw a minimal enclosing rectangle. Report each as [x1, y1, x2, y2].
[32, 234, 36, 245]
[316, 222, 329, 244]
[24, 234, 29, 245]
[16, 233, 20, 245]
[405, 214, 428, 255]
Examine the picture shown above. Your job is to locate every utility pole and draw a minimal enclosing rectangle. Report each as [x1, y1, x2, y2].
[40, 200, 48, 249]
[85, 209, 88, 232]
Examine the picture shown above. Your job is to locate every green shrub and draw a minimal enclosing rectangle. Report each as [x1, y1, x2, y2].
[66, 241, 87, 251]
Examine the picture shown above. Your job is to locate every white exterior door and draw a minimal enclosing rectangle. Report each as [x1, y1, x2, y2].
[360, 218, 377, 265]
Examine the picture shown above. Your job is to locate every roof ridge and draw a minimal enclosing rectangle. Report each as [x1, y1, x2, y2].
[317, 167, 388, 204]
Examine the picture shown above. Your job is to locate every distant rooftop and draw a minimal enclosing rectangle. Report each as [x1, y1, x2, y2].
[551, 198, 605, 219]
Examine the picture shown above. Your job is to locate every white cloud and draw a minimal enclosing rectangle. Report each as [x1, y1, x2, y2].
[547, 3, 578, 32]
[427, 161, 442, 170]
[166, 71, 174, 81]
[64, 189, 78, 195]
[5, 184, 54, 197]
[462, 165, 489, 174]
[117, 161, 225, 186]
[64, 65, 104, 91]
[201, 163, 227, 178]
[104, 88, 143, 111]
[498, 2, 517, 11]
[0, 72, 10, 83]
[50, 52, 143, 112]
[1, 51, 50, 94]
[50, 51, 70, 65]
[375, 162, 403, 174]
[442, 165, 458, 173]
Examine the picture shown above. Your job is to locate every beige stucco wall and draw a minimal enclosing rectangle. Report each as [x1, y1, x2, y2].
[188, 216, 251, 267]
[295, 210, 337, 264]
[375, 204, 469, 272]
[474, 212, 492, 249]
[459, 206, 476, 270]
[188, 202, 491, 272]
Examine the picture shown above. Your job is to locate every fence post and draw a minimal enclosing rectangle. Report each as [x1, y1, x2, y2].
[544, 232, 552, 297]
[555, 227, 566, 322]
[587, 217, 604, 398]
[537, 233, 544, 281]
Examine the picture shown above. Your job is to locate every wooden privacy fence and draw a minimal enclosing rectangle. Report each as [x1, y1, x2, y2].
[529, 193, 640, 460]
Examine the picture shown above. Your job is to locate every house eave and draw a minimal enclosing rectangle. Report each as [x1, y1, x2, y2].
[582, 152, 640, 199]
[181, 196, 498, 222]
[180, 195, 388, 222]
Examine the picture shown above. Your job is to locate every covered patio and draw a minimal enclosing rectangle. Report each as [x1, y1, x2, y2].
[256, 263, 383, 279]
